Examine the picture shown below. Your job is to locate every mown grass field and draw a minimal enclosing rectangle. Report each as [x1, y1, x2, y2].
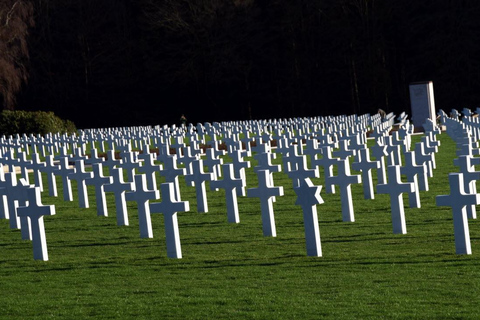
[1, 132, 479, 319]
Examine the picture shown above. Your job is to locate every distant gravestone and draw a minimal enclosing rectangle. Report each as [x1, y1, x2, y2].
[409, 81, 436, 132]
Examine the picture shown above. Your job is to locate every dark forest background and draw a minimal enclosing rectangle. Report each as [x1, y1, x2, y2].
[2, 0, 480, 129]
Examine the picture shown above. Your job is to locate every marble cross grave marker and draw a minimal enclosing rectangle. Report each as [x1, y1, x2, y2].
[125, 174, 160, 238]
[103, 167, 134, 226]
[184, 159, 214, 213]
[85, 163, 113, 217]
[210, 163, 245, 223]
[42, 155, 59, 197]
[54, 157, 74, 201]
[327, 158, 361, 222]
[453, 155, 480, 219]
[17, 187, 56, 261]
[68, 160, 93, 208]
[247, 169, 284, 237]
[436, 173, 480, 254]
[293, 178, 324, 257]
[351, 148, 380, 200]
[377, 165, 414, 234]
[149, 182, 190, 258]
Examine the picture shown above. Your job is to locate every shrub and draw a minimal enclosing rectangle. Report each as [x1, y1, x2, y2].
[0, 110, 77, 136]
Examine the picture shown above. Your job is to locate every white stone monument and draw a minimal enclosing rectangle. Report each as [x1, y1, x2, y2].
[409, 81, 436, 132]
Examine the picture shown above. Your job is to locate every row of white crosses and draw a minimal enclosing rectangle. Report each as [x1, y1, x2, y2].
[436, 108, 480, 254]
[0, 163, 55, 261]
[0, 112, 444, 260]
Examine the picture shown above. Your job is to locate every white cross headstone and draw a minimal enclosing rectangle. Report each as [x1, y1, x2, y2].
[119, 149, 140, 182]
[414, 142, 434, 178]
[54, 157, 74, 201]
[400, 151, 424, 208]
[377, 165, 414, 234]
[327, 158, 361, 222]
[230, 150, 250, 196]
[150, 182, 190, 259]
[351, 148, 380, 200]
[159, 154, 186, 201]
[137, 151, 162, 191]
[437, 173, 480, 254]
[103, 149, 122, 173]
[203, 148, 223, 180]
[42, 155, 59, 197]
[247, 169, 284, 237]
[210, 163, 245, 223]
[30, 153, 46, 192]
[68, 160, 93, 208]
[17, 187, 56, 261]
[125, 174, 160, 238]
[312, 146, 338, 194]
[104, 167, 134, 226]
[371, 142, 389, 184]
[3, 171, 28, 230]
[453, 155, 480, 219]
[293, 178, 324, 257]
[85, 163, 112, 217]
[184, 159, 214, 213]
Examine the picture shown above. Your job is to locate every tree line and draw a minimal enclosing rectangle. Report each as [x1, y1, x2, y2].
[2, 0, 480, 128]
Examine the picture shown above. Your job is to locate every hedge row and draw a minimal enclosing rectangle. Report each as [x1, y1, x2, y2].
[0, 110, 77, 136]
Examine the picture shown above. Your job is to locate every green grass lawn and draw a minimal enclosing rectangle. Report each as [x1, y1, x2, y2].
[1, 132, 480, 319]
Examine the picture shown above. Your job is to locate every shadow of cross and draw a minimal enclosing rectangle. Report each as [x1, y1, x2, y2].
[17, 187, 56, 261]
[437, 173, 480, 255]
[149, 182, 190, 259]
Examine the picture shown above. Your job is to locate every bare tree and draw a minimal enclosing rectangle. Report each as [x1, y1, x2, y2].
[0, 0, 34, 110]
